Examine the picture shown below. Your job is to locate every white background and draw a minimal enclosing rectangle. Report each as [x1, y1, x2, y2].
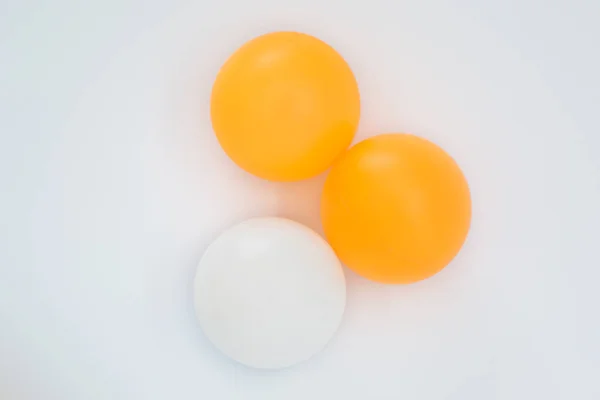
[1, 0, 599, 399]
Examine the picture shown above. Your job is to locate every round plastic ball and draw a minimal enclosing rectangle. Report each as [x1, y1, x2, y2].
[194, 217, 346, 369]
[211, 31, 360, 181]
[321, 134, 471, 284]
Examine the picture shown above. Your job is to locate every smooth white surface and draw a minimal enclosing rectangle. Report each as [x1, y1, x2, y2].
[194, 217, 346, 369]
[1, 0, 599, 399]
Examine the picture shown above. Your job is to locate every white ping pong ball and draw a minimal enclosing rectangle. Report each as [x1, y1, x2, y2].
[194, 217, 346, 369]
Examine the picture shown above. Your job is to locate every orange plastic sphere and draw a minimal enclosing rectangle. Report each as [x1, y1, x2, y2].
[321, 134, 471, 284]
[211, 32, 360, 181]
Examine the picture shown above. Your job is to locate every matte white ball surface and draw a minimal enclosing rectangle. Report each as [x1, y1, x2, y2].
[194, 217, 346, 369]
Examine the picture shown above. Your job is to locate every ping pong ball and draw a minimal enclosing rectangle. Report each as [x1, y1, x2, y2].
[321, 134, 471, 284]
[211, 31, 360, 181]
[194, 217, 346, 369]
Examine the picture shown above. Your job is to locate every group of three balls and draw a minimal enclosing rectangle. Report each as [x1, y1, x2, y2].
[195, 31, 471, 369]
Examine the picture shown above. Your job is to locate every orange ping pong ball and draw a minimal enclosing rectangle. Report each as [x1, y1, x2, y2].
[321, 134, 471, 284]
[211, 32, 360, 181]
